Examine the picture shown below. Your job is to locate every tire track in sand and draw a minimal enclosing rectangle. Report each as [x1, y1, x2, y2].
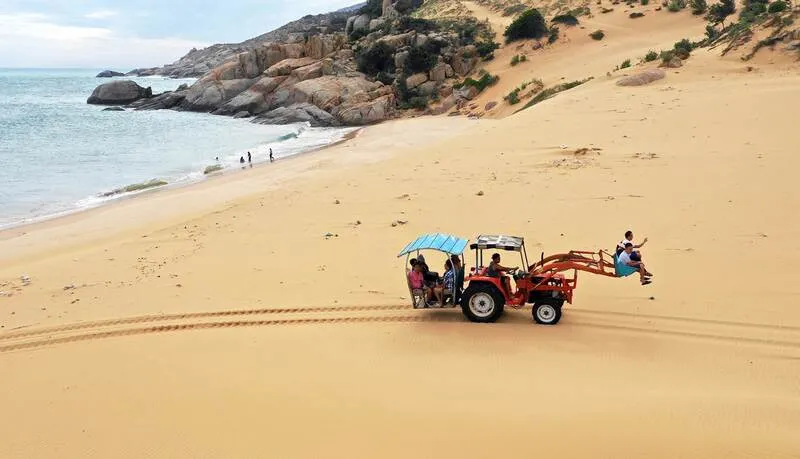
[0, 315, 436, 353]
[0, 305, 409, 342]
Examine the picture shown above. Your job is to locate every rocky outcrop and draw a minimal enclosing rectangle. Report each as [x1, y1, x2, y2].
[616, 69, 666, 87]
[352, 14, 371, 34]
[129, 91, 187, 111]
[216, 76, 288, 115]
[337, 95, 396, 125]
[87, 80, 153, 105]
[406, 73, 428, 89]
[181, 78, 255, 111]
[252, 103, 339, 127]
[265, 57, 318, 77]
[96, 70, 125, 78]
[102, 106, 125, 111]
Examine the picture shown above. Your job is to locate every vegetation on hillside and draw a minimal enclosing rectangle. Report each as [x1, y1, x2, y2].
[504, 9, 548, 42]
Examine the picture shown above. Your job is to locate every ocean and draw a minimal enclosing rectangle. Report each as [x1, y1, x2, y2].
[0, 68, 356, 229]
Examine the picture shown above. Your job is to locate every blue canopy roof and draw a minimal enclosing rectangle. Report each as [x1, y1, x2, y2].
[397, 233, 469, 257]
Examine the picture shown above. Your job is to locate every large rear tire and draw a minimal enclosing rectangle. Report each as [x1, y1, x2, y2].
[532, 299, 562, 325]
[461, 283, 505, 323]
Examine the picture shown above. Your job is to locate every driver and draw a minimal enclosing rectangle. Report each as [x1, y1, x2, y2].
[488, 253, 515, 295]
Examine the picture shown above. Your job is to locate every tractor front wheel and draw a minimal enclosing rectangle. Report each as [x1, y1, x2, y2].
[532, 300, 563, 325]
[461, 283, 505, 323]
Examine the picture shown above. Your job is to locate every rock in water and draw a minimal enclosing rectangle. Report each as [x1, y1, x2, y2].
[87, 80, 153, 105]
[96, 70, 125, 78]
[102, 106, 126, 111]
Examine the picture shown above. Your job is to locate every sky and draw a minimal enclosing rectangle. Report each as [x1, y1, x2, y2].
[0, 0, 360, 69]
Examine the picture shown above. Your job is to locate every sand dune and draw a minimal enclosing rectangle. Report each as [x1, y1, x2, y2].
[2, 8, 800, 458]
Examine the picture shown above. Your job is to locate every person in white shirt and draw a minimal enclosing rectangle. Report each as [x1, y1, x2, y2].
[619, 243, 651, 285]
[616, 230, 648, 257]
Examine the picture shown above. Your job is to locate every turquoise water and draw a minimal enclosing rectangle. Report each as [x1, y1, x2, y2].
[0, 68, 355, 228]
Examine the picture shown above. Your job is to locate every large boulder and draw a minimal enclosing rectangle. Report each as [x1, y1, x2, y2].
[352, 14, 371, 33]
[87, 80, 152, 105]
[336, 94, 396, 125]
[345, 16, 357, 36]
[96, 70, 125, 78]
[370, 18, 387, 32]
[252, 103, 340, 127]
[305, 34, 346, 59]
[292, 62, 324, 81]
[265, 57, 318, 77]
[417, 81, 438, 97]
[292, 75, 381, 112]
[376, 32, 414, 51]
[429, 63, 451, 83]
[452, 46, 479, 75]
[216, 76, 288, 115]
[406, 72, 428, 89]
[616, 69, 666, 87]
[395, 50, 410, 70]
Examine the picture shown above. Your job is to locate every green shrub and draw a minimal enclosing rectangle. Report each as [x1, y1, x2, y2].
[511, 55, 521, 66]
[690, 0, 708, 13]
[571, 6, 592, 16]
[705, 24, 720, 39]
[629, 11, 646, 17]
[376, 72, 394, 85]
[674, 38, 694, 55]
[521, 55, 527, 62]
[548, 25, 560, 43]
[641, 0, 650, 4]
[620, 59, 631, 68]
[552, 13, 579, 25]
[601, 7, 615, 12]
[660, 50, 676, 63]
[668, 0, 686, 11]
[357, 42, 395, 75]
[405, 46, 436, 74]
[455, 72, 500, 92]
[505, 90, 521, 104]
[359, 0, 383, 17]
[644, 50, 659, 61]
[475, 41, 500, 57]
[707, 0, 736, 24]
[590, 30, 605, 40]
[504, 8, 548, 42]
[768, 0, 787, 12]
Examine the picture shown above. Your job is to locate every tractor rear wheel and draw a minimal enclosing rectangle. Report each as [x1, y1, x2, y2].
[532, 299, 563, 325]
[461, 283, 505, 323]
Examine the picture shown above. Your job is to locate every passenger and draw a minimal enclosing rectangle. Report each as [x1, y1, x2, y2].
[618, 243, 651, 285]
[487, 253, 515, 295]
[417, 254, 438, 287]
[617, 230, 648, 258]
[408, 261, 434, 305]
[433, 260, 455, 306]
[450, 254, 465, 304]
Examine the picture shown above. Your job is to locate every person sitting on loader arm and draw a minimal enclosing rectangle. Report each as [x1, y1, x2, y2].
[488, 253, 516, 296]
[618, 243, 652, 286]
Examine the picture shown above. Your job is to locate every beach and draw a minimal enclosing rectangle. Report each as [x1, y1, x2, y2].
[2, 48, 800, 459]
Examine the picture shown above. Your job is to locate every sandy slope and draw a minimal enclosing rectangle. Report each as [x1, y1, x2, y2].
[1, 26, 800, 459]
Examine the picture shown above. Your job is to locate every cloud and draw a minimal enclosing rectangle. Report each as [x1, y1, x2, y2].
[84, 10, 118, 20]
[0, 13, 206, 68]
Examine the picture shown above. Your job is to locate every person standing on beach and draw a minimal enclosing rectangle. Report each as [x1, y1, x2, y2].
[247, 151, 252, 164]
[269, 148, 274, 163]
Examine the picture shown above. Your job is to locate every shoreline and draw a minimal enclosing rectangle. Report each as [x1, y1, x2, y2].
[0, 125, 364, 236]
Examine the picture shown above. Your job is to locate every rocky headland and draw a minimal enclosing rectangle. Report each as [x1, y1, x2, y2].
[88, 0, 493, 126]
